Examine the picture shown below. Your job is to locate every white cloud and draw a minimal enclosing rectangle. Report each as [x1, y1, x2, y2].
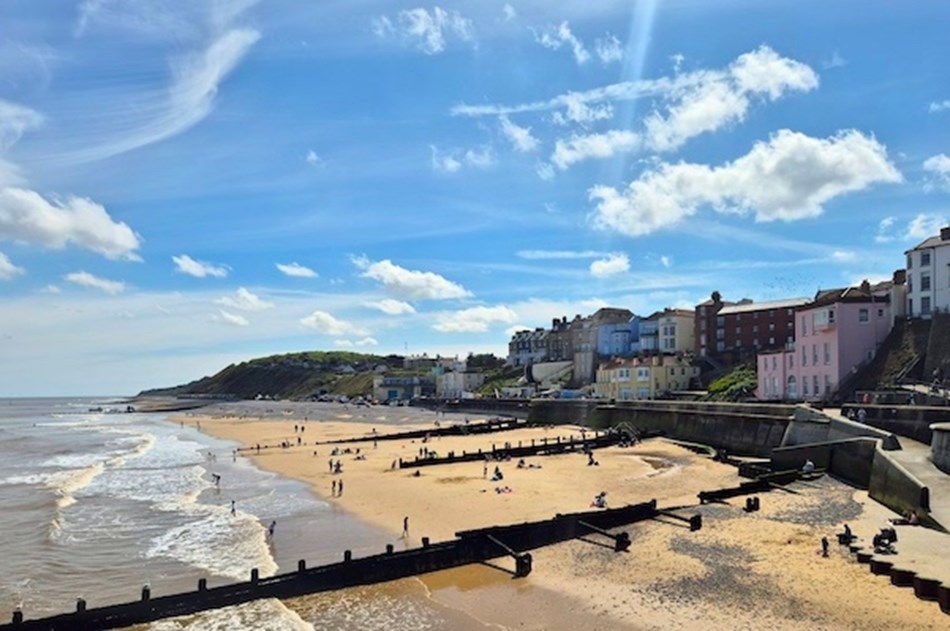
[907, 213, 947, 241]
[332, 339, 354, 348]
[39, 284, 61, 294]
[874, 216, 898, 243]
[645, 46, 818, 152]
[535, 162, 555, 181]
[929, 100, 950, 113]
[0, 99, 44, 150]
[517, 249, 606, 260]
[551, 130, 641, 170]
[551, 92, 614, 126]
[366, 299, 417, 315]
[276, 262, 318, 278]
[215, 287, 274, 311]
[300, 310, 366, 336]
[305, 150, 321, 166]
[505, 324, 530, 337]
[0, 188, 141, 260]
[831, 250, 857, 263]
[433, 305, 518, 333]
[535, 21, 589, 65]
[499, 116, 539, 152]
[464, 146, 495, 168]
[589, 253, 630, 278]
[65, 271, 125, 294]
[354, 256, 471, 300]
[430, 145, 493, 172]
[590, 129, 901, 237]
[502, 4, 517, 21]
[660, 255, 673, 268]
[372, 6, 474, 55]
[923, 153, 950, 191]
[172, 254, 228, 278]
[430, 145, 461, 173]
[0, 251, 24, 280]
[595, 34, 623, 64]
[216, 310, 249, 327]
[822, 51, 847, 70]
[355, 336, 379, 347]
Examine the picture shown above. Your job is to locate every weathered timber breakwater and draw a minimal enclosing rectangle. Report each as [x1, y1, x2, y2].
[397, 428, 654, 469]
[2, 501, 699, 631]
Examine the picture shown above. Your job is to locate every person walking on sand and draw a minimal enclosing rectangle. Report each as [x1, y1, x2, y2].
[332, 479, 337, 496]
[230, 500, 236, 516]
[402, 516, 409, 538]
[268, 521, 276, 538]
[338, 480, 343, 496]
[821, 536, 829, 557]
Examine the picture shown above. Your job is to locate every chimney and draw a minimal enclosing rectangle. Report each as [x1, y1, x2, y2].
[941, 226, 950, 241]
[860, 279, 871, 293]
[893, 269, 906, 285]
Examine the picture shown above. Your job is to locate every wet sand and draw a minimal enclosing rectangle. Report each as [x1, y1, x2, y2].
[185, 403, 948, 630]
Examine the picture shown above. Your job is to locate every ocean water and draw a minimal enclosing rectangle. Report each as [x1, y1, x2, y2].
[0, 398, 454, 630]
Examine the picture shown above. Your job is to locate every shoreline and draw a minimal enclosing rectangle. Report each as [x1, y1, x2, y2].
[182, 402, 948, 630]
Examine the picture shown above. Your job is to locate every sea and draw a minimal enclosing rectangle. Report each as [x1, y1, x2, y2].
[0, 398, 484, 631]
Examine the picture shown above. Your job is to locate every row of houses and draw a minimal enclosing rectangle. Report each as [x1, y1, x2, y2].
[507, 225, 950, 401]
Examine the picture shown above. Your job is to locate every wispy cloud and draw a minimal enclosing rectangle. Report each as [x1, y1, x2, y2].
[300, 310, 367, 336]
[215, 287, 273, 311]
[353, 256, 471, 300]
[595, 34, 624, 64]
[923, 153, 950, 191]
[822, 51, 847, 69]
[216, 310, 249, 327]
[591, 129, 901, 237]
[276, 262, 318, 278]
[535, 22, 590, 65]
[365, 298, 416, 315]
[551, 130, 640, 170]
[66, 5, 260, 164]
[517, 249, 606, 260]
[305, 150, 322, 166]
[430, 145, 494, 172]
[929, 100, 950, 113]
[499, 116, 539, 152]
[65, 270, 125, 294]
[877, 213, 946, 243]
[0, 251, 24, 280]
[433, 305, 517, 333]
[372, 6, 475, 55]
[173, 254, 229, 278]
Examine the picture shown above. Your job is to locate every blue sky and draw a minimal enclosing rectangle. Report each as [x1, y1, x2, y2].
[1, 0, 949, 396]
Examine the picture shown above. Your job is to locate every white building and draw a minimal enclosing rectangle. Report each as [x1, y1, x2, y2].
[905, 226, 950, 318]
[436, 371, 485, 399]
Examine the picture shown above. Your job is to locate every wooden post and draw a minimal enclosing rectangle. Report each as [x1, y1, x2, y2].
[198, 579, 207, 592]
[141, 586, 150, 602]
[250, 568, 259, 585]
[298, 560, 306, 572]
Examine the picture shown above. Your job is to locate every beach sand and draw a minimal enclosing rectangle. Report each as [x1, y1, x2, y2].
[185, 405, 948, 630]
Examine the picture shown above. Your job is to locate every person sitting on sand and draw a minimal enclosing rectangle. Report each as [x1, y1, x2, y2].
[591, 491, 607, 508]
[517, 459, 526, 469]
[491, 466, 504, 482]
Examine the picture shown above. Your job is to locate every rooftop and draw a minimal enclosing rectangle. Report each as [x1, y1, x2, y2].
[717, 297, 810, 316]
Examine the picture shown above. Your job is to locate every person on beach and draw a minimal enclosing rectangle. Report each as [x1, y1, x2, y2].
[402, 516, 409, 538]
[268, 521, 276, 538]
[821, 536, 829, 557]
[332, 479, 337, 496]
[211, 473, 221, 486]
[328, 459, 333, 473]
[230, 500, 236, 516]
[338, 480, 344, 496]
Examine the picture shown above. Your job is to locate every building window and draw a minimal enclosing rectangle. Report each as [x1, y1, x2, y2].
[812, 344, 818, 365]
[922, 296, 932, 315]
[802, 379, 808, 396]
[921, 251, 931, 266]
[716, 341, 725, 352]
[813, 375, 819, 397]
[801, 316, 807, 336]
[828, 309, 835, 323]
[753, 325, 759, 334]
[716, 328, 724, 340]
[802, 346, 807, 366]
[769, 323, 775, 331]
[858, 308, 869, 323]
[921, 273, 932, 292]
[878, 308, 884, 317]
[907, 254, 913, 269]
[824, 342, 831, 364]
[769, 336, 775, 345]
[908, 298, 914, 314]
[787, 308, 794, 316]
[787, 375, 797, 398]
[825, 375, 832, 395]
[771, 356, 777, 370]
[716, 316, 725, 326]
[789, 354, 794, 368]
[735, 327, 741, 336]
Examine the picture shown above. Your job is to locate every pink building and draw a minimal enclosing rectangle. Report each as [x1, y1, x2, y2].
[757, 283, 892, 401]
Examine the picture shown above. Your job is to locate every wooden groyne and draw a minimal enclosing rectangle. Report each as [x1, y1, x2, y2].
[3, 501, 699, 631]
[399, 429, 655, 469]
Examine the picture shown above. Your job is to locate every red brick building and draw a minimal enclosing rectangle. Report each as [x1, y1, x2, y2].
[695, 291, 809, 366]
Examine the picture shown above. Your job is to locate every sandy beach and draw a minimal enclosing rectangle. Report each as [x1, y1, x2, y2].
[182, 403, 947, 630]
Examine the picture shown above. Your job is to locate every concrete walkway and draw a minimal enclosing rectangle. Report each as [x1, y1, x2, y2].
[817, 407, 950, 592]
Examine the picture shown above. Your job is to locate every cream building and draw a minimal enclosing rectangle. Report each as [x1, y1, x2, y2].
[595, 355, 698, 400]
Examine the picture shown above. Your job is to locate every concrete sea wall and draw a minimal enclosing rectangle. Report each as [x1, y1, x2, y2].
[931, 423, 950, 475]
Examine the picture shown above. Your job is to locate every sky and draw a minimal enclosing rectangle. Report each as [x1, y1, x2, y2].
[1, 0, 949, 396]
